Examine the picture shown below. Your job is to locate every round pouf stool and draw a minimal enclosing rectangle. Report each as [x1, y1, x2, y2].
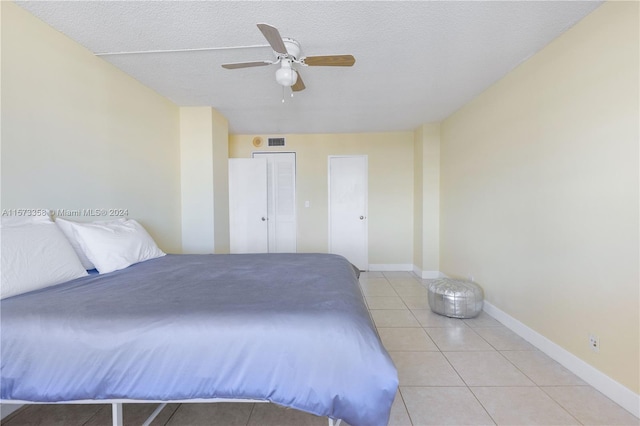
[427, 278, 484, 319]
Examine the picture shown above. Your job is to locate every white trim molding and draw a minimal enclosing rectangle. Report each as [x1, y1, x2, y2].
[483, 301, 640, 419]
[421, 271, 442, 279]
[368, 264, 413, 272]
[411, 265, 443, 279]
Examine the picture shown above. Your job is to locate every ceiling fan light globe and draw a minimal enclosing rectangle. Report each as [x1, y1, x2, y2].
[275, 67, 298, 87]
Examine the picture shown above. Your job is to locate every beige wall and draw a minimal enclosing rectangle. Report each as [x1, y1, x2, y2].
[1, 2, 182, 252]
[229, 133, 414, 266]
[440, 1, 639, 394]
[180, 107, 230, 254]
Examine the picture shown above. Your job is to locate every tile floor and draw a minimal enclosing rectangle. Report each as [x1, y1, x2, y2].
[3, 271, 638, 426]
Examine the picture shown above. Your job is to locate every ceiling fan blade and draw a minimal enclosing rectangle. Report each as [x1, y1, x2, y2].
[221, 61, 272, 69]
[257, 23, 288, 55]
[303, 55, 356, 67]
[292, 73, 305, 92]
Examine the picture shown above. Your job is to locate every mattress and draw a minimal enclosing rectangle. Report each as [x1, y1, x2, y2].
[1, 253, 398, 426]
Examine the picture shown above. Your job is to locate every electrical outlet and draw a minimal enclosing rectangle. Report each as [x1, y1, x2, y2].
[467, 274, 474, 282]
[589, 334, 600, 352]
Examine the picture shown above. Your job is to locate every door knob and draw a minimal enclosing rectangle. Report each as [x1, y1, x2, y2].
[360, 216, 365, 220]
[261, 217, 266, 221]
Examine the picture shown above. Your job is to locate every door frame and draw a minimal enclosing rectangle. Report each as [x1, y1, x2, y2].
[328, 155, 368, 270]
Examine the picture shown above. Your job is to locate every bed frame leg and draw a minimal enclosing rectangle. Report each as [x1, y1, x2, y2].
[112, 403, 123, 426]
[142, 403, 167, 426]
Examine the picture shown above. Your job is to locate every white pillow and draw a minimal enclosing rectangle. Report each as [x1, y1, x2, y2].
[1, 215, 88, 300]
[55, 218, 125, 270]
[69, 219, 165, 274]
[1, 210, 51, 227]
[55, 218, 98, 269]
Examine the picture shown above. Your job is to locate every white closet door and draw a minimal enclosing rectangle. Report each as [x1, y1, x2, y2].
[228, 158, 268, 253]
[328, 155, 368, 270]
[253, 152, 297, 253]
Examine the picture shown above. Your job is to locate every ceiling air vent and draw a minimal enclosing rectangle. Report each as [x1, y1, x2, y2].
[268, 137, 285, 147]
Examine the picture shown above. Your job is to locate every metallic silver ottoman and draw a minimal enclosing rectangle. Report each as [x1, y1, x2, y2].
[427, 278, 484, 319]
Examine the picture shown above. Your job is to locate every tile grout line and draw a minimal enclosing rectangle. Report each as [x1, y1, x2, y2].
[493, 350, 585, 425]
[465, 388, 498, 426]
[80, 404, 106, 426]
[366, 276, 414, 425]
[161, 403, 180, 426]
[396, 387, 415, 426]
[536, 386, 586, 425]
[404, 283, 499, 423]
[244, 402, 257, 426]
[422, 328, 445, 352]
[427, 327, 499, 426]
[436, 349, 496, 423]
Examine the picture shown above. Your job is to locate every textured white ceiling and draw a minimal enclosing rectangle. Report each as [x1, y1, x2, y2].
[17, 1, 603, 134]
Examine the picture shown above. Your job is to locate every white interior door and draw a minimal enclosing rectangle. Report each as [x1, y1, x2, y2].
[228, 158, 268, 253]
[253, 152, 297, 253]
[328, 156, 368, 270]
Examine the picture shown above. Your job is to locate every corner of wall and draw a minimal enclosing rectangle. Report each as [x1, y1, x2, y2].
[211, 109, 230, 254]
[412, 265, 444, 279]
[413, 126, 425, 269]
[413, 122, 442, 274]
[179, 107, 230, 254]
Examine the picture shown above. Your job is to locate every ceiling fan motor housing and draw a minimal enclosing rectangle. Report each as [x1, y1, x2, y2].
[280, 38, 301, 60]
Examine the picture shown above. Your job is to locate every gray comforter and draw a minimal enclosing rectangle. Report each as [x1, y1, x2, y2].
[1, 253, 398, 426]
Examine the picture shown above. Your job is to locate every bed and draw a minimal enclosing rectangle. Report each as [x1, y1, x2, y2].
[1, 253, 398, 426]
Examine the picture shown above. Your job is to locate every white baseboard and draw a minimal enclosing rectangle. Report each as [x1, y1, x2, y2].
[421, 270, 443, 279]
[412, 264, 421, 277]
[368, 264, 413, 272]
[411, 265, 443, 279]
[1, 404, 23, 420]
[483, 301, 640, 419]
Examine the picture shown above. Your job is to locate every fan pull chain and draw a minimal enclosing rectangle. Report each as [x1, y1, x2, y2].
[282, 86, 285, 103]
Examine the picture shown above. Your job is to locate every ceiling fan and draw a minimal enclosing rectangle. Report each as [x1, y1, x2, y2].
[222, 23, 356, 92]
